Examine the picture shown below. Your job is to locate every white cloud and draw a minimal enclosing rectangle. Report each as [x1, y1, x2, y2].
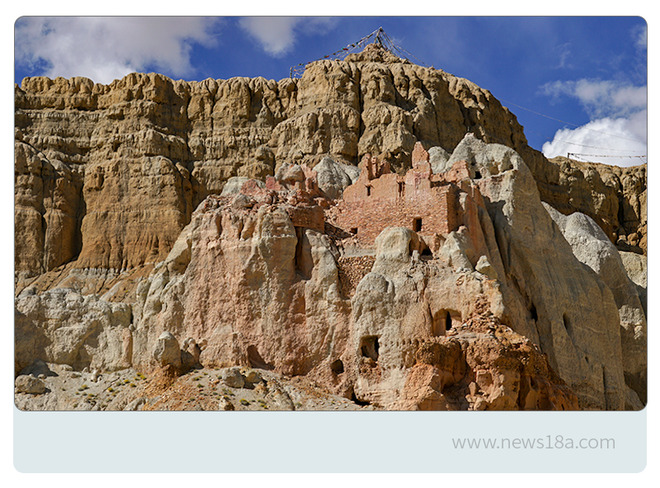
[238, 17, 338, 57]
[541, 79, 646, 118]
[540, 78, 646, 166]
[238, 17, 299, 56]
[555, 42, 572, 69]
[633, 23, 647, 50]
[15, 17, 220, 84]
[542, 111, 647, 167]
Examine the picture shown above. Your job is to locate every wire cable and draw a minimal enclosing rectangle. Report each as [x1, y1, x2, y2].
[500, 98, 644, 144]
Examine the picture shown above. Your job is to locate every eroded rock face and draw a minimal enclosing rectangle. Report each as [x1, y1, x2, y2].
[128, 204, 577, 411]
[14, 46, 644, 411]
[16, 45, 644, 292]
[14, 140, 83, 280]
[348, 227, 517, 409]
[15, 288, 133, 375]
[133, 197, 348, 378]
[402, 313, 579, 411]
[541, 157, 647, 253]
[544, 205, 647, 405]
[457, 135, 628, 409]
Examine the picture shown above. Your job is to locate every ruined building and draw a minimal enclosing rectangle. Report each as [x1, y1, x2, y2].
[332, 142, 477, 253]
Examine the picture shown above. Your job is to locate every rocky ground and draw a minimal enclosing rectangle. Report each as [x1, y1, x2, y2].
[15, 362, 365, 411]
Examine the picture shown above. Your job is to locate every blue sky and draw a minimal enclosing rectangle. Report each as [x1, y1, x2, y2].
[14, 16, 647, 167]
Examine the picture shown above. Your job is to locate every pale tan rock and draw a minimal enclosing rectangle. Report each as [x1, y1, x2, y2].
[220, 177, 264, 197]
[14, 45, 643, 412]
[312, 156, 359, 199]
[15, 375, 47, 394]
[475, 255, 498, 280]
[221, 368, 245, 389]
[15, 45, 645, 295]
[619, 251, 647, 307]
[244, 369, 262, 385]
[544, 203, 647, 405]
[14, 288, 132, 374]
[460, 135, 627, 409]
[152, 332, 181, 370]
[219, 397, 235, 411]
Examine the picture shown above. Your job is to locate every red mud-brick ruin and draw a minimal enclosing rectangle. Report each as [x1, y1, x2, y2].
[239, 163, 326, 233]
[234, 141, 485, 269]
[330, 142, 473, 253]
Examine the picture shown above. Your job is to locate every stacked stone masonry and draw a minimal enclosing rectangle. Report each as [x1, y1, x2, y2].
[333, 143, 470, 248]
[337, 255, 377, 298]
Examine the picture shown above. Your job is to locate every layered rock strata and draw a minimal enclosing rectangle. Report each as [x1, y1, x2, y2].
[15, 45, 646, 411]
[15, 44, 645, 292]
[16, 135, 643, 410]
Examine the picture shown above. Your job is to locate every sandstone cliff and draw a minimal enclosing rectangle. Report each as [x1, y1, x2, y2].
[14, 44, 646, 411]
[15, 44, 646, 288]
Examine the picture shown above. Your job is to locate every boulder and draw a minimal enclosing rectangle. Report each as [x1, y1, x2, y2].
[313, 156, 360, 200]
[15, 375, 47, 394]
[152, 332, 181, 370]
[220, 176, 264, 197]
[221, 368, 245, 389]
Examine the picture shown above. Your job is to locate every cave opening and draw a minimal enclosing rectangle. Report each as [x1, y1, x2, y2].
[360, 335, 379, 361]
[563, 313, 574, 338]
[330, 359, 344, 375]
[350, 390, 371, 407]
[247, 345, 274, 370]
[530, 303, 538, 321]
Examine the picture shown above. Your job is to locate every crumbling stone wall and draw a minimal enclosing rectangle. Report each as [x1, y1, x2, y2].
[284, 204, 325, 232]
[333, 143, 470, 247]
[337, 255, 376, 298]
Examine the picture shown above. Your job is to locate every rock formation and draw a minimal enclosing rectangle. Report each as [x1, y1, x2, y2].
[544, 205, 647, 406]
[14, 45, 645, 288]
[14, 44, 646, 411]
[15, 287, 132, 375]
